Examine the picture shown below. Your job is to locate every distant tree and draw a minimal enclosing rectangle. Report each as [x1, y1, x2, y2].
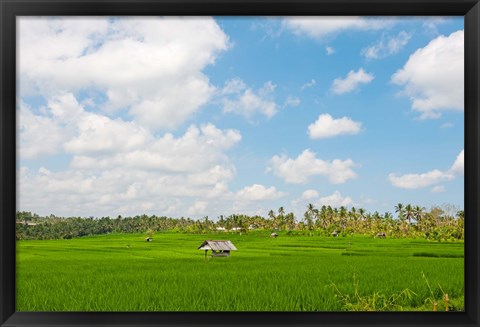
[395, 203, 405, 221]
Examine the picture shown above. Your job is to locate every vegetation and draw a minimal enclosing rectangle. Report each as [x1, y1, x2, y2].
[16, 203, 464, 241]
[16, 232, 464, 311]
[16, 203, 464, 311]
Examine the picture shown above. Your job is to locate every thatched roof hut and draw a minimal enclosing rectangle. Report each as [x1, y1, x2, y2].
[198, 240, 237, 257]
[270, 232, 278, 238]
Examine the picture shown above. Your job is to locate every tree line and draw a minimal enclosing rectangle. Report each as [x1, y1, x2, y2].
[16, 203, 464, 241]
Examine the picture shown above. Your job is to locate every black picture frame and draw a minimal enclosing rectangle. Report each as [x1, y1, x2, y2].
[1, 1, 479, 326]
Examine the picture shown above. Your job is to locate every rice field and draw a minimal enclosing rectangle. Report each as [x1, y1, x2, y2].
[16, 232, 464, 311]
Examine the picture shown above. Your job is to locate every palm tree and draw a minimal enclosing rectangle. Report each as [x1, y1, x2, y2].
[306, 203, 315, 218]
[339, 206, 347, 231]
[358, 208, 365, 219]
[413, 205, 425, 223]
[268, 210, 276, 229]
[318, 205, 328, 230]
[395, 203, 405, 221]
[285, 212, 296, 231]
[277, 207, 286, 230]
[404, 204, 414, 225]
[305, 204, 316, 230]
[303, 212, 314, 231]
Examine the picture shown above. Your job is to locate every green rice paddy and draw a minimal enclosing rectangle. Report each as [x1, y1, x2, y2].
[16, 232, 464, 311]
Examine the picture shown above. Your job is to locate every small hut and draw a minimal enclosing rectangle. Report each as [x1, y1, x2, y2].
[198, 240, 237, 258]
[331, 231, 339, 237]
[270, 232, 278, 238]
[145, 237, 153, 242]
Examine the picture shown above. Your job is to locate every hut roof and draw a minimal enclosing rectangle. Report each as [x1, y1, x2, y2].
[198, 240, 237, 251]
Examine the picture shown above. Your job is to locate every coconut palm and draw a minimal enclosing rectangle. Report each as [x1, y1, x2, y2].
[285, 212, 296, 231]
[339, 206, 347, 231]
[395, 203, 405, 221]
[413, 205, 425, 224]
[404, 204, 414, 225]
[303, 212, 314, 231]
[277, 207, 286, 230]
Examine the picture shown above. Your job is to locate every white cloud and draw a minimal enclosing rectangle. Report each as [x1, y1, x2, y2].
[391, 30, 464, 119]
[236, 184, 286, 201]
[45, 94, 153, 156]
[301, 79, 316, 90]
[221, 79, 279, 118]
[283, 96, 301, 108]
[318, 191, 353, 207]
[441, 122, 454, 129]
[72, 123, 241, 174]
[308, 114, 362, 139]
[389, 149, 463, 189]
[268, 149, 357, 184]
[331, 68, 374, 95]
[17, 101, 68, 159]
[421, 17, 447, 36]
[18, 17, 230, 130]
[18, 162, 236, 218]
[301, 189, 319, 200]
[221, 78, 247, 95]
[362, 31, 411, 59]
[449, 149, 464, 175]
[17, 94, 243, 218]
[326, 46, 335, 55]
[187, 201, 209, 216]
[283, 17, 393, 40]
[388, 170, 454, 189]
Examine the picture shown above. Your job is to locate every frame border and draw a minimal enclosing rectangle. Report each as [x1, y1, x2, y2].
[1, 1, 479, 326]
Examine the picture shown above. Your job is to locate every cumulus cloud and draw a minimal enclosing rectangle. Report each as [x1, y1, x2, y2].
[331, 68, 374, 95]
[19, 163, 237, 218]
[268, 149, 357, 184]
[391, 30, 464, 119]
[388, 169, 454, 189]
[17, 93, 243, 218]
[308, 114, 362, 139]
[389, 149, 464, 189]
[221, 78, 279, 118]
[187, 201, 209, 216]
[362, 31, 411, 59]
[326, 46, 335, 55]
[450, 149, 464, 175]
[318, 191, 353, 207]
[236, 184, 286, 201]
[283, 17, 393, 40]
[17, 102, 68, 159]
[18, 17, 230, 130]
[301, 189, 320, 200]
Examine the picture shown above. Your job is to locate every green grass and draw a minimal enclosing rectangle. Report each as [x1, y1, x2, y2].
[16, 232, 464, 311]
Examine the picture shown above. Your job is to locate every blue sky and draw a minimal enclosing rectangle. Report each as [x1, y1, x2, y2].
[17, 16, 464, 219]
